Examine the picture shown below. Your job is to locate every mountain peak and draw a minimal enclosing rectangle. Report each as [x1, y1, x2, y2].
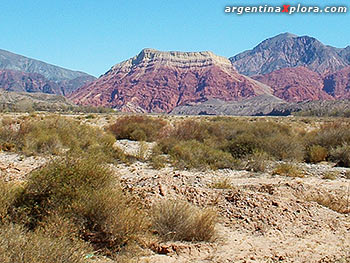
[230, 33, 349, 76]
[271, 32, 298, 40]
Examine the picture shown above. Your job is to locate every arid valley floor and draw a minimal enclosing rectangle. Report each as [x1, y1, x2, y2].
[1, 113, 350, 263]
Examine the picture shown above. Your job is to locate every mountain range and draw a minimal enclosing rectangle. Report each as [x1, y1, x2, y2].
[0, 49, 95, 95]
[1, 33, 350, 115]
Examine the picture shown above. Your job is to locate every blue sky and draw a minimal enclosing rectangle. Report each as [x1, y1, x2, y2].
[1, 0, 349, 76]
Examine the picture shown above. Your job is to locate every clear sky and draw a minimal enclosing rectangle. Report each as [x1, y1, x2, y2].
[1, 0, 349, 77]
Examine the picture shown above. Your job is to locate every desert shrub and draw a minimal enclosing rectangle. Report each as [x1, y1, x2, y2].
[169, 140, 237, 170]
[149, 144, 168, 169]
[170, 119, 210, 142]
[109, 116, 167, 142]
[85, 114, 96, 119]
[261, 134, 304, 161]
[10, 157, 146, 254]
[152, 199, 216, 242]
[329, 144, 350, 167]
[245, 151, 271, 172]
[0, 223, 89, 263]
[155, 118, 305, 169]
[273, 163, 304, 178]
[225, 134, 257, 158]
[150, 155, 167, 169]
[214, 120, 302, 160]
[306, 145, 328, 163]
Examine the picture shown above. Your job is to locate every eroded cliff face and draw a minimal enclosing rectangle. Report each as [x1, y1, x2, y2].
[70, 49, 272, 113]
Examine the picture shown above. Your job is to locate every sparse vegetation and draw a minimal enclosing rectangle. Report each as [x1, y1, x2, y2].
[156, 118, 304, 170]
[304, 122, 350, 167]
[2, 113, 350, 261]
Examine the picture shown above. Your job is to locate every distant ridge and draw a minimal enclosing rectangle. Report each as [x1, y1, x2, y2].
[0, 49, 95, 95]
[230, 33, 350, 76]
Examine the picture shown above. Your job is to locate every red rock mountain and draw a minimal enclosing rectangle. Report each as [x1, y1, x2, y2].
[70, 49, 273, 113]
[323, 67, 350, 99]
[252, 67, 334, 102]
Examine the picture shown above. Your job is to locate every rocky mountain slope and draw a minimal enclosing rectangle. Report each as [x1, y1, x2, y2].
[0, 49, 95, 95]
[252, 67, 334, 102]
[230, 33, 350, 76]
[70, 49, 272, 113]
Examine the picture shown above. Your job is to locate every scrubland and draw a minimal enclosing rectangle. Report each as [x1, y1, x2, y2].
[0, 113, 350, 262]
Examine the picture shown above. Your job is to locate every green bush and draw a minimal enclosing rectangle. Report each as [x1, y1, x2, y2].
[152, 199, 216, 242]
[108, 116, 167, 142]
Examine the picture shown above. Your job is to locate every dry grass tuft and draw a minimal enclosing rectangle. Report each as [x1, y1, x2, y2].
[152, 199, 217, 242]
[209, 178, 233, 189]
[0, 223, 90, 263]
[273, 163, 304, 178]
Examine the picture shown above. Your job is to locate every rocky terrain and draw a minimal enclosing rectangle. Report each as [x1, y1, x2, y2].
[230, 33, 350, 76]
[69, 49, 273, 112]
[0, 49, 95, 95]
